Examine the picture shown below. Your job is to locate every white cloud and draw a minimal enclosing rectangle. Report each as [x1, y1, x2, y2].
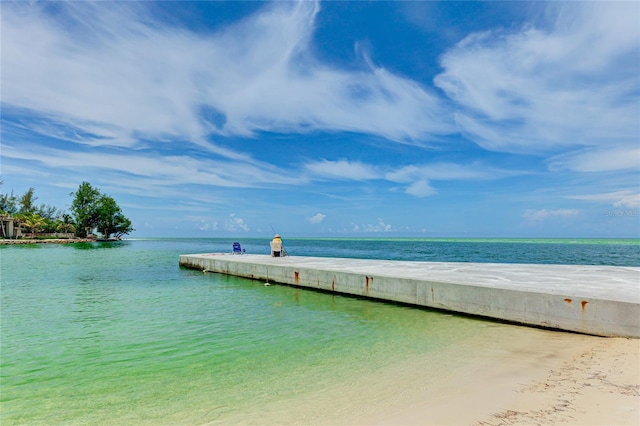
[614, 197, 640, 209]
[405, 180, 436, 198]
[304, 159, 380, 181]
[305, 159, 519, 197]
[549, 147, 640, 172]
[361, 218, 392, 232]
[352, 219, 393, 233]
[385, 162, 509, 183]
[385, 161, 516, 198]
[522, 209, 580, 222]
[307, 213, 326, 224]
[569, 191, 640, 209]
[223, 214, 249, 232]
[2, 0, 452, 154]
[196, 219, 219, 232]
[434, 2, 639, 154]
[1, 143, 300, 192]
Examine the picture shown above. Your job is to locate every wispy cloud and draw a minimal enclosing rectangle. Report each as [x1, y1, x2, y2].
[2, 0, 451, 155]
[1, 143, 299, 191]
[384, 162, 511, 183]
[569, 191, 640, 209]
[305, 159, 520, 198]
[434, 2, 639, 155]
[304, 159, 380, 181]
[548, 147, 640, 172]
[522, 209, 580, 222]
[386, 161, 518, 198]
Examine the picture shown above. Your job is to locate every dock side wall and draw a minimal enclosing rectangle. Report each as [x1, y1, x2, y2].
[179, 255, 639, 338]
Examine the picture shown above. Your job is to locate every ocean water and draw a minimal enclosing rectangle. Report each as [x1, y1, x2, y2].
[1, 238, 638, 425]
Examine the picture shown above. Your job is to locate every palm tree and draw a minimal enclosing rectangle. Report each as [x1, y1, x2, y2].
[17, 213, 46, 238]
[56, 221, 76, 239]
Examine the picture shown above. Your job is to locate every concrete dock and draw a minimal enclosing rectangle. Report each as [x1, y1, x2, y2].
[179, 254, 640, 338]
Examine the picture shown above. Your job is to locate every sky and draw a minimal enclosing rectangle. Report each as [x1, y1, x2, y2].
[1, 0, 639, 238]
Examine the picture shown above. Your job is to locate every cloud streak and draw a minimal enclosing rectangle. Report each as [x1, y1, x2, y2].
[304, 159, 380, 181]
[2, 0, 451, 154]
[1, 143, 301, 192]
[434, 2, 639, 157]
[304, 159, 523, 198]
[570, 191, 640, 209]
[549, 147, 640, 172]
[522, 209, 580, 222]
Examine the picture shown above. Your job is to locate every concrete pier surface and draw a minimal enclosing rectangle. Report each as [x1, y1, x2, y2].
[179, 254, 640, 338]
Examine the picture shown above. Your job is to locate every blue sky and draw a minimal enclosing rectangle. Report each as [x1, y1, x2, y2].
[1, 1, 639, 238]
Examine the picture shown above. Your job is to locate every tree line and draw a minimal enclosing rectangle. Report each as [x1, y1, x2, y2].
[0, 180, 134, 239]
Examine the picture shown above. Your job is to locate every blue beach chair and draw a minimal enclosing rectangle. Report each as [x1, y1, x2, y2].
[232, 242, 245, 254]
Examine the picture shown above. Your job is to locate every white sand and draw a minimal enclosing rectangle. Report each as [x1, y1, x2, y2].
[474, 337, 640, 426]
[370, 336, 639, 426]
[213, 327, 639, 426]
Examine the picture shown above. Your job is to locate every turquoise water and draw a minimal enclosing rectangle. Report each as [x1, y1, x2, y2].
[273, 237, 640, 265]
[1, 238, 638, 424]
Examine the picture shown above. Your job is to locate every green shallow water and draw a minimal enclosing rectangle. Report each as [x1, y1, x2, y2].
[1, 238, 637, 424]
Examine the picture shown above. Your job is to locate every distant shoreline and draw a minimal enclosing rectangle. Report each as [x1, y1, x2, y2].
[0, 238, 99, 245]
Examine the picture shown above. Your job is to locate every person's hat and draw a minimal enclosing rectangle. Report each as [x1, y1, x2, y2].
[274, 234, 280, 238]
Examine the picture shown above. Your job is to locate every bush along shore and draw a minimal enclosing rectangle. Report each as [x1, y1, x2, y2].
[1, 181, 134, 241]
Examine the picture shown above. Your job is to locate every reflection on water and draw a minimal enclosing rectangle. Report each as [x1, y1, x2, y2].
[71, 240, 130, 250]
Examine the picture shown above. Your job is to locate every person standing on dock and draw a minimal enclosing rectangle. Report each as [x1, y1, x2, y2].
[270, 234, 285, 257]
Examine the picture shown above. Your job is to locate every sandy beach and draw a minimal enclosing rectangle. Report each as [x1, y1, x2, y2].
[366, 335, 640, 426]
[375, 335, 640, 426]
[213, 328, 639, 426]
[473, 337, 639, 426]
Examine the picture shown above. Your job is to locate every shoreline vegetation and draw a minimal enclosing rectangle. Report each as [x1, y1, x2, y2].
[1, 181, 133, 241]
